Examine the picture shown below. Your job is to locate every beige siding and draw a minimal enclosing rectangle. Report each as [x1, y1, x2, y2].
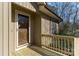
[0, 2, 3, 55]
[14, 2, 36, 12]
[41, 16, 59, 35]
[9, 3, 14, 56]
[3, 2, 9, 56]
[0, 2, 11, 56]
[56, 23, 59, 34]
[41, 17, 51, 34]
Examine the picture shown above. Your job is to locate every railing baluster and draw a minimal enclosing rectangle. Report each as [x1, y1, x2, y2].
[58, 37, 60, 51]
[52, 36, 54, 49]
[49, 37, 51, 48]
[46, 36, 47, 47]
[60, 38, 62, 51]
[53, 36, 55, 49]
[50, 37, 52, 48]
[59, 38, 61, 51]
[57, 37, 58, 51]
[56, 37, 58, 51]
[71, 39, 74, 56]
[42, 37, 43, 46]
[69, 39, 72, 53]
[54, 36, 56, 50]
[44, 36, 45, 46]
[42, 36, 43, 46]
[55, 36, 57, 51]
[64, 38, 67, 54]
[62, 38, 64, 51]
[47, 36, 49, 47]
[48, 36, 50, 48]
[45, 36, 46, 46]
[48, 36, 49, 48]
[67, 39, 69, 55]
[70, 39, 71, 52]
[65, 39, 67, 52]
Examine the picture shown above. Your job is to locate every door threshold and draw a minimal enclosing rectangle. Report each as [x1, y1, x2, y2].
[15, 43, 30, 51]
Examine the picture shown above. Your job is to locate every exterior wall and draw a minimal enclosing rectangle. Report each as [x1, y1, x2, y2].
[0, 2, 3, 56]
[41, 13, 51, 35]
[0, 2, 11, 56]
[9, 3, 37, 55]
[13, 2, 42, 46]
[41, 17, 51, 34]
[0, 2, 38, 56]
[41, 15, 59, 35]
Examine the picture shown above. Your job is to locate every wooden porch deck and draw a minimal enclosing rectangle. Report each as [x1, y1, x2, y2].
[12, 46, 62, 56]
[12, 47, 41, 56]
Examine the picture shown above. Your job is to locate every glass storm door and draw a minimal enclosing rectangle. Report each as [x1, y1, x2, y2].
[17, 14, 29, 46]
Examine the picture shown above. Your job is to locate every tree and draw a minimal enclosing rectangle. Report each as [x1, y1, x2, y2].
[47, 2, 79, 36]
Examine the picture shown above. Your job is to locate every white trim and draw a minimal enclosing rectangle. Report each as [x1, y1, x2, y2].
[15, 10, 31, 51]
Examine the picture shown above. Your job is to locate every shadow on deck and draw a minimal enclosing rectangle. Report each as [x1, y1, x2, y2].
[12, 46, 62, 56]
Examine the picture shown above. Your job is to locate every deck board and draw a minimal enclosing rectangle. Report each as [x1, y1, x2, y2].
[12, 47, 42, 56]
[12, 46, 62, 56]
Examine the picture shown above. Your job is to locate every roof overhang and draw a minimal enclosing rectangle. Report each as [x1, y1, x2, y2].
[37, 2, 46, 6]
[38, 3, 63, 23]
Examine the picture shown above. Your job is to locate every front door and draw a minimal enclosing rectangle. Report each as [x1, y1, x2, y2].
[16, 11, 30, 49]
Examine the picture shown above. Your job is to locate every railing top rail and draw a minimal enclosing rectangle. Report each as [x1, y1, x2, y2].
[41, 34, 75, 39]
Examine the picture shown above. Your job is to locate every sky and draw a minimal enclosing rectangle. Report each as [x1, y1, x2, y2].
[47, 2, 79, 23]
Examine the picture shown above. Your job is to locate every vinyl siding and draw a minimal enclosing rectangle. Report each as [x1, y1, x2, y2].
[0, 2, 11, 56]
[0, 2, 3, 56]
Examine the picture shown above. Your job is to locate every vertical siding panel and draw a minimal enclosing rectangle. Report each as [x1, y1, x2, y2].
[8, 2, 11, 55]
[3, 2, 9, 56]
[0, 2, 3, 56]
[9, 2, 15, 56]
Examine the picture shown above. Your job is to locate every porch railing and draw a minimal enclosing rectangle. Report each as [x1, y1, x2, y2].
[41, 34, 74, 56]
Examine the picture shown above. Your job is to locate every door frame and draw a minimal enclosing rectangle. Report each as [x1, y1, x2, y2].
[15, 10, 31, 51]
